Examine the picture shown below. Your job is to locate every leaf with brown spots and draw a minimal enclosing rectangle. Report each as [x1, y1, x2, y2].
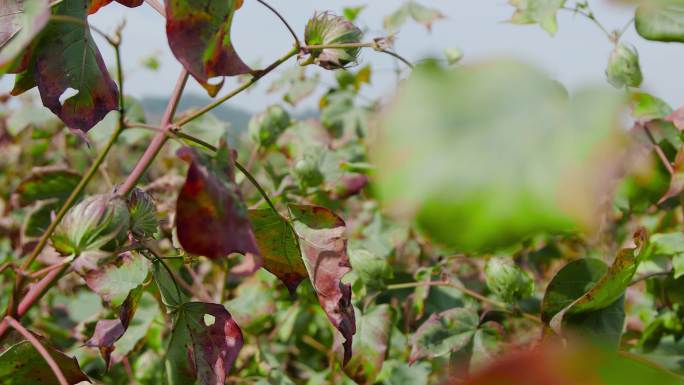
[11, 0, 119, 133]
[248, 208, 306, 294]
[176, 143, 261, 267]
[166, 302, 243, 385]
[289, 204, 356, 364]
[164, 0, 251, 95]
[0, 339, 89, 385]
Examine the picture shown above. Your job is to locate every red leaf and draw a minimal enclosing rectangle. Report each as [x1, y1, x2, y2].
[289, 204, 356, 364]
[88, 0, 143, 14]
[165, 0, 251, 93]
[12, 0, 119, 132]
[167, 302, 243, 385]
[176, 144, 261, 265]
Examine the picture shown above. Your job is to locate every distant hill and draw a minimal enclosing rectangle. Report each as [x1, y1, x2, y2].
[141, 94, 253, 134]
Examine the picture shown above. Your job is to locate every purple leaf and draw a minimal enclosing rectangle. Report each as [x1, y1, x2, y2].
[176, 144, 261, 269]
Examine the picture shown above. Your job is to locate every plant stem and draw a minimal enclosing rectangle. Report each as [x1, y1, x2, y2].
[255, 0, 300, 47]
[386, 280, 541, 323]
[643, 123, 674, 174]
[175, 47, 299, 127]
[118, 70, 189, 196]
[144, 0, 165, 16]
[5, 316, 69, 385]
[560, 6, 612, 41]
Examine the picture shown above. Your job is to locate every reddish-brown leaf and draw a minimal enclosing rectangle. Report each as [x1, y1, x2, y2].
[11, 0, 119, 132]
[165, 0, 251, 93]
[88, 0, 143, 14]
[176, 144, 261, 265]
[289, 204, 356, 364]
[85, 286, 143, 368]
[166, 302, 243, 385]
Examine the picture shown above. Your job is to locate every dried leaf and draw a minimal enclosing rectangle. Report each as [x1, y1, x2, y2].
[88, 0, 143, 14]
[176, 144, 260, 264]
[289, 204, 356, 364]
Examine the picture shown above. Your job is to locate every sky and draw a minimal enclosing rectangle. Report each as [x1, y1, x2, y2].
[4, 1, 684, 113]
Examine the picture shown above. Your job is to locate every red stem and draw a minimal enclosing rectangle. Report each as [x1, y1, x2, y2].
[5, 316, 69, 385]
[118, 70, 189, 195]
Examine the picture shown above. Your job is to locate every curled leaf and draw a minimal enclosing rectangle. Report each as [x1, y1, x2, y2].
[289, 204, 356, 364]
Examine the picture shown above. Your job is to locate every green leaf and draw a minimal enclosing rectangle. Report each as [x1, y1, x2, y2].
[112, 291, 159, 361]
[548, 232, 647, 337]
[343, 6, 365, 22]
[342, 305, 392, 384]
[85, 252, 150, 307]
[165, 0, 250, 92]
[606, 43, 643, 89]
[377, 359, 430, 385]
[636, 0, 684, 42]
[22, 198, 60, 239]
[321, 90, 369, 138]
[15, 167, 81, 207]
[248, 208, 305, 294]
[12, 0, 119, 132]
[484, 257, 535, 304]
[470, 321, 504, 369]
[166, 302, 243, 385]
[508, 0, 566, 35]
[248, 105, 291, 148]
[409, 307, 479, 364]
[349, 249, 392, 289]
[630, 92, 673, 121]
[0, 0, 50, 74]
[152, 259, 188, 308]
[0, 340, 89, 385]
[372, 60, 627, 252]
[127, 188, 158, 239]
[6, 104, 61, 137]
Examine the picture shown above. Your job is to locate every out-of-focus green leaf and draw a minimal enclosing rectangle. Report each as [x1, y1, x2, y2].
[6, 104, 61, 137]
[630, 92, 673, 121]
[444, 47, 463, 65]
[409, 307, 479, 364]
[636, 0, 684, 43]
[15, 167, 81, 207]
[343, 6, 365, 22]
[22, 198, 59, 239]
[508, 0, 566, 35]
[373, 60, 627, 252]
[349, 249, 392, 289]
[377, 359, 430, 385]
[384, 1, 444, 31]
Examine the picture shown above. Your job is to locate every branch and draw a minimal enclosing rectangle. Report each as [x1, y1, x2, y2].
[5, 316, 69, 385]
[643, 123, 674, 174]
[117, 69, 189, 196]
[385, 280, 541, 323]
[144, 0, 165, 17]
[255, 0, 300, 47]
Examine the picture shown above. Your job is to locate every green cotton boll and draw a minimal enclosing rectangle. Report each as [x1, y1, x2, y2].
[606, 43, 643, 89]
[304, 12, 364, 70]
[248, 105, 291, 147]
[51, 193, 130, 256]
[293, 153, 324, 188]
[127, 187, 158, 239]
[484, 256, 534, 304]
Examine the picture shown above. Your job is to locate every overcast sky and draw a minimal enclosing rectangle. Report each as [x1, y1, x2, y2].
[4, 1, 684, 113]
